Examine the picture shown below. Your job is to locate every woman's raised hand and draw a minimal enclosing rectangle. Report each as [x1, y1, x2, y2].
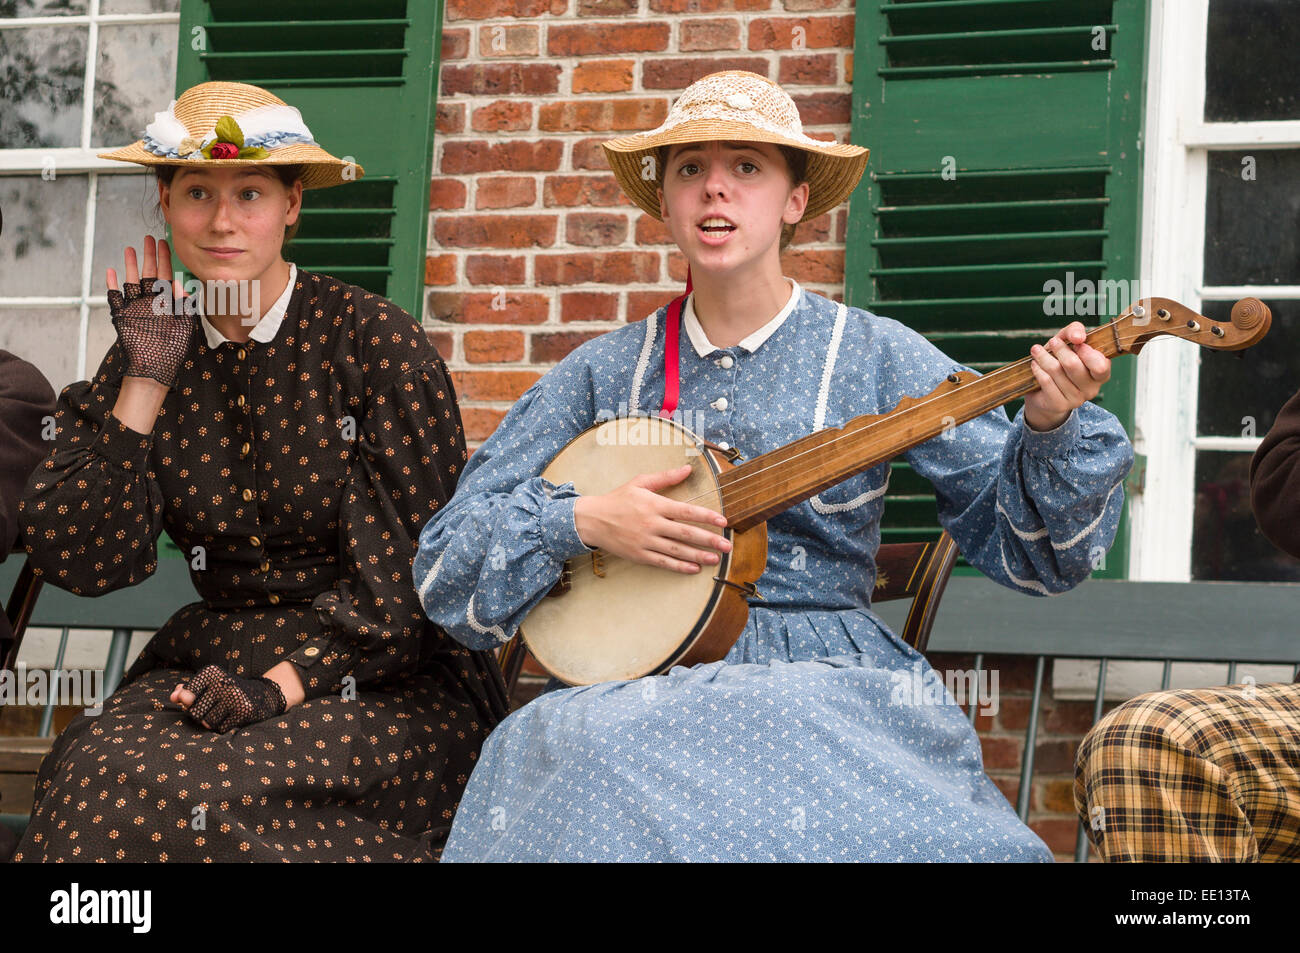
[106, 235, 194, 389]
[573, 464, 732, 574]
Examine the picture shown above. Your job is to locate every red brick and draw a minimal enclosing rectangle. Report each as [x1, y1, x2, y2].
[643, 56, 769, 90]
[464, 330, 525, 363]
[429, 178, 467, 210]
[779, 52, 838, 85]
[627, 290, 673, 319]
[434, 214, 555, 249]
[790, 210, 832, 244]
[465, 254, 526, 286]
[1040, 779, 1078, 814]
[539, 98, 668, 133]
[462, 407, 508, 442]
[532, 331, 604, 363]
[1044, 699, 1100, 736]
[668, 250, 688, 281]
[424, 254, 457, 286]
[428, 292, 550, 324]
[1029, 818, 1079, 856]
[651, 0, 769, 10]
[535, 251, 659, 285]
[548, 22, 671, 56]
[475, 177, 538, 210]
[995, 696, 1032, 733]
[543, 174, 629, 207]
[446, 0, 566, 19]
[634, 214, 674, 245]
[1033, 740, 1079, 775]
[451, 370, 542, 401]
[471, 100, 533, 133]
[780, 248, 844, 283]
[441, 140, 564, 174]
[979, 735, 1022, 772]
[844, 50, 853, 82]
[791, 91, 851, 125]
[566, 211, 629, 246]
[560, 292, 619, 321]
[988, 655, 1048, 694]
[441, 28, 470, 60]
[748, 15, 854, 51]
[571, 138, 612, 171]
[441, 63, 561, 97]
[579, 0, 637, 12]
[681, 18, 742, 52]
[573, 59, 635, 93]
[427, 330, 454, 359]
[783, 0, 850, 9]
[478, 23, 540, 57]
[435, 102, 466, 135]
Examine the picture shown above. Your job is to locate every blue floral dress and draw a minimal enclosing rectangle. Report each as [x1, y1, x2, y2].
[414, 281, 1133, 861]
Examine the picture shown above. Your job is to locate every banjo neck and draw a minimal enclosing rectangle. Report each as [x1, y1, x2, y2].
[716, 298, 1271, 533]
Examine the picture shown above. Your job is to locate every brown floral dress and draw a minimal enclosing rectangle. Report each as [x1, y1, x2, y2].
[12, 269, 509, 862]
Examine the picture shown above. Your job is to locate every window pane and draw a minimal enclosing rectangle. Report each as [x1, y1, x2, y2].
[0, 307, 82, 393]
[0, 175, 87, 296]
[1193, 450, 1300, 581]
[92, 173, 167, 296]
[1, 1, 90, 16]
[92, 23, 178, 148]
[1203, 150, 1300, 287]
[1197, 299, 1299, 437]
[0, 25, 87, 148]
[1205, 0, 1300, 122]
[86, 304, 116, 378]
[99, 0, 178, 11]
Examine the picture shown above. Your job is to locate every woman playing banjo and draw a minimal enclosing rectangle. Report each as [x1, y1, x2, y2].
[413, 71, 1133, 861]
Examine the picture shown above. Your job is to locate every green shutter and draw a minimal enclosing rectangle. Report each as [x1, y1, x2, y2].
[846, 0, 1148, 579]
[175, 0, 442, 317]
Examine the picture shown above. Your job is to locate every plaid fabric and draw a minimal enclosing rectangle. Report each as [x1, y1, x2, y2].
[1074, 682, 1300, 862]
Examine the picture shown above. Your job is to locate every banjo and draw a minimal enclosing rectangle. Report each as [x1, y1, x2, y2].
[518, 297, 1271, 686]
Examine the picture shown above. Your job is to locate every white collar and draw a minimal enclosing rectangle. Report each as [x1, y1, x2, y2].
[199, 262, 297, 349]
[682, 278, 801, 358]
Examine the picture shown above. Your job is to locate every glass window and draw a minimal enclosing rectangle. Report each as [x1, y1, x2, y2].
[0, 25, 88, 148]
[93, 24, 179, 148]
[1192, 450, 1300, 582]
[0, 174, 88, 296]
[1197, 299, 1299, 438]
[1205, 0, 1300, 122]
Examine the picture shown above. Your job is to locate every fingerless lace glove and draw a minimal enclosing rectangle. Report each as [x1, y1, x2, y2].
[182, 664, 287, 733]
[107, 279, 194, 389]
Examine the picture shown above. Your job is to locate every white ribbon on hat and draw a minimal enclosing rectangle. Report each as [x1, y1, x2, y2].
[142, 102, 317, 159]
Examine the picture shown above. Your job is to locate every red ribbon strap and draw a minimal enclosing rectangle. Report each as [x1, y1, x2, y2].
[659, 269, 692, 418]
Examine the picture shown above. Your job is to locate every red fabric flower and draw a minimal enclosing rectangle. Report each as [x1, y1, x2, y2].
[210, 142, 239, 160]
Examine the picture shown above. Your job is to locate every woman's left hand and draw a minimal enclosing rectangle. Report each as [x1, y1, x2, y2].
[1023, 321, 1111, 432]
[171, 665, 287, 733]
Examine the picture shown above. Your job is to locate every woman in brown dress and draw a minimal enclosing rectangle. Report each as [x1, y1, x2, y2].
[12, 82, 508, 862]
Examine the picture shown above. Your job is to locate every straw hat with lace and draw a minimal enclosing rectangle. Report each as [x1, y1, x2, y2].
[98, 81, 363, 189]
[603, 70, 868, 222]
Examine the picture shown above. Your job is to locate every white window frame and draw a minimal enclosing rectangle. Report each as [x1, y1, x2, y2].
[1129, 0, 1300, 581]
[0, 2, 179, 383]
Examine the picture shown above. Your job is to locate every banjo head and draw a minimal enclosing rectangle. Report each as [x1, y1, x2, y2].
[520, 416, 727, 685]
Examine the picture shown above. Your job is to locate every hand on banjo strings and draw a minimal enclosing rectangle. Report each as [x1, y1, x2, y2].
[106, 235, 194, 389]
[573, 464, 731, 575]
[1023, 320, 1111, 432]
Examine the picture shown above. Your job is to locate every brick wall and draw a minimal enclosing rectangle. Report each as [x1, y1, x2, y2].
[426, 0, 856, 445]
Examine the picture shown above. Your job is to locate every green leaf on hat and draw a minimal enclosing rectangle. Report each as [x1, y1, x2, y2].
[237, 147, 269, 160]
[213, 115, 244, 148]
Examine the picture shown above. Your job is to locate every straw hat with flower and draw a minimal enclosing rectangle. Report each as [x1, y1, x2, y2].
[98, 81, 363, 189]
[602, 70, 868, 223]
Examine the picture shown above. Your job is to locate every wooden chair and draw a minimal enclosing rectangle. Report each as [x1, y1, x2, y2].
[497, 530, 960, 701]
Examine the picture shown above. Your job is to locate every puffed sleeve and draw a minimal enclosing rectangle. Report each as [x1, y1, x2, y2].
[282, 355, 470, 700]
[0, 350, 57, 558]
[1249, 384, 1300, 558]
[876, 317, 1134, 595]
[19, 340, 166, 594]
[412, 378, 595, 651]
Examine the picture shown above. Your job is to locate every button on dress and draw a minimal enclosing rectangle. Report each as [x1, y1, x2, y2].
[13, 269, 508, 862]
[415, 282, 1135, 862]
